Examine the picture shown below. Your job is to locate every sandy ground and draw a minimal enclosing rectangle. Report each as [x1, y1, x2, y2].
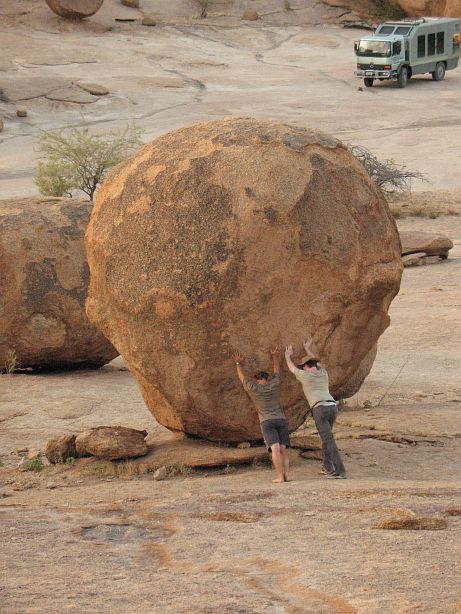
[1, 3, 461, 613]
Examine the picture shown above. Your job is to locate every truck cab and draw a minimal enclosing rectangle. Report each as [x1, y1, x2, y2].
[354, 17, 460, 88]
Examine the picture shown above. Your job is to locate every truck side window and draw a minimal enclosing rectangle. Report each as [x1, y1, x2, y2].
[428, 33, 436, 56]
[436, 32, 445, 54]
[417, 35, 426, 58]
[392, 41, 401, 55]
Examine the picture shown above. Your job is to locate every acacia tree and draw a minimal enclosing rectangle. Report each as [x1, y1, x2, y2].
[35, 124, 142, 201]
[349, 145, 426, 194]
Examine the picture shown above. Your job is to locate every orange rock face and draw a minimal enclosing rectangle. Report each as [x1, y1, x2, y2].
[86, 118, 402, 442]
[45, 0, 104, 19]
[0, 197, 118, 370]
[396, 0, 461, 17]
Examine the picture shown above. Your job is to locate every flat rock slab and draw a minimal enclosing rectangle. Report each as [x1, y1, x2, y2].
[75, 82, 109, 96]
[296, 404, 461, 441]
[0, 76, 70, 102]
[46, 86, 98, 104]
[399, 231, 453, 258]
[134, 440, 269, 470]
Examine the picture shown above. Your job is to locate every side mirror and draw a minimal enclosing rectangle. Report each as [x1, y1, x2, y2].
[354, 41, 358, 53]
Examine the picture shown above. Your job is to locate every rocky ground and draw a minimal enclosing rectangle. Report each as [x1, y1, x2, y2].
[1, 2, 461, 613]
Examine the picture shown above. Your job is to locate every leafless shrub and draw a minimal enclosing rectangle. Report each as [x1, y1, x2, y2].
[349, 145, 427, 194]
[195, 0, 211, 18]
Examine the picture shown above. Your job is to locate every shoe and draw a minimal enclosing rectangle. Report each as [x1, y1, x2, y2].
[326, 473, 347, 479]
[320, 468, 335, 475]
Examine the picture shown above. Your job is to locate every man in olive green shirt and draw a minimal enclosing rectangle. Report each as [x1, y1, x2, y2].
[233, 348, 290, 483]
[285, 338, 346, 479]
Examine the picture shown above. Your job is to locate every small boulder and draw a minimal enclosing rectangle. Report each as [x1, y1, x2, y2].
[399, 231, 453, 259]
[153, 466, 167, 481]
[141, 16, 156, 26]
[75, 82, 109, 96]
[27, 448, 40, 460]
[121, 0, 139, 7]
[237, 442, 251, 449]
[241, 9, 259, 20]
[75, 426, 148, 460]
[16, 108, 28, 117]
[45, 0, 104, 19]
[45, 434, 77, 464]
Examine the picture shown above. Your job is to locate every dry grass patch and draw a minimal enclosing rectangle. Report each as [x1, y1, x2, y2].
[79, 459, 150, 478]
[372, 516, 448, 530]
[387, 191, 461, 219]
[443, 508, 461, 517]
[192, 511, 264, 523]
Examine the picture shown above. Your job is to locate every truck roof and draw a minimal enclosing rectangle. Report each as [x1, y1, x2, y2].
[380, 17, 460, 27]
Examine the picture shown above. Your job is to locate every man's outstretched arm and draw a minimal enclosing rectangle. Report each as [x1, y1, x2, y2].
[284, 344, 297, 374]
[303, 336, 316, 360]
[270, 346, 281, 375]
[232, 351, 246, 384]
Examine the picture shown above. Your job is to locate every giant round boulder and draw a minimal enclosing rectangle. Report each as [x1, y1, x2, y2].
[45, 0, 104, 19]
[86, 118, 402, 442]
[0, 197, 118, 370]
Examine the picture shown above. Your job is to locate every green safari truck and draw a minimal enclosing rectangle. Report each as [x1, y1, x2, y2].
[354, 17, 460, 87]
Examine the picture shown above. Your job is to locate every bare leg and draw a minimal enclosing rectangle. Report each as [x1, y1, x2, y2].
[270, 443, 285, 483]
[280, 445, 291, 482]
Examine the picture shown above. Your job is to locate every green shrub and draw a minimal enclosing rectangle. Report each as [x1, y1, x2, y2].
[35, 123, 142, 201]
[28, 458, 44, 472]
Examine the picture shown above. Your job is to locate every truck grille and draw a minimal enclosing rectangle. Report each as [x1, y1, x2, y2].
[357, 63, 379, 69]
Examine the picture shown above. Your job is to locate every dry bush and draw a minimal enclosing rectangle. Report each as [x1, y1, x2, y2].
[349, 145, 426, 195]
[195, 0, 212, 18]
[1, 349, 19, 374]
[387, 192, 460, 219]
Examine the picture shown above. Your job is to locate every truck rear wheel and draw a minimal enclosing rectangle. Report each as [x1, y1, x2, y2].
[397, 67, 408, 88]
[432, 62, 446, 81]
[364, 77, 374, 87]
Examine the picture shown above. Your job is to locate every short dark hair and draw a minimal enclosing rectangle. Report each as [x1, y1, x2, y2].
[299, 359, 319, 369]
[254, 371, 269, 381]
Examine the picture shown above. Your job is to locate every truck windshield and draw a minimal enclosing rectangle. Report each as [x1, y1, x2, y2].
[357, 40, 391, 57]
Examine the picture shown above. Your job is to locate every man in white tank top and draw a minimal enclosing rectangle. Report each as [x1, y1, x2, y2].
[285, 338, 346, 479]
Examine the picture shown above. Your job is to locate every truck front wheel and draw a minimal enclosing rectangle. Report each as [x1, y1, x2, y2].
[398, 67, 408, 88]
[364, 77, 374, 87]
[432, 62, 446, 81]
